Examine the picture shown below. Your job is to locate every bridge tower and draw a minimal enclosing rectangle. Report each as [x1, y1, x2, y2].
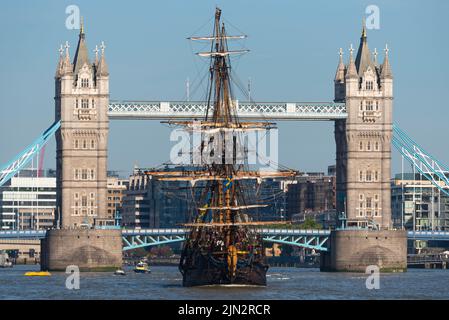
[41, 21, 122, 271]
[334, 25, 393, 230]
[321, 24, 406, 272]
[55, 23, 110, 228]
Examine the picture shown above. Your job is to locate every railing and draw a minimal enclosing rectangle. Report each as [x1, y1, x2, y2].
[107, 101, 347, 120]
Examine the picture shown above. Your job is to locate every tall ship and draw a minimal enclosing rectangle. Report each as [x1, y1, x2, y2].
[148, 8, 295, 286]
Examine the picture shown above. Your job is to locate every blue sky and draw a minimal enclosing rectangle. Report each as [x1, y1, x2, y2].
[0, 0, 448, 176]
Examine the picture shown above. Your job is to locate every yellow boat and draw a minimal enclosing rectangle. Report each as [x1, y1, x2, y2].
[24, 271, 51, 276]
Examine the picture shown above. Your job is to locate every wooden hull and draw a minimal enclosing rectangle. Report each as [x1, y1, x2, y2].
[180, 253, 268, 287]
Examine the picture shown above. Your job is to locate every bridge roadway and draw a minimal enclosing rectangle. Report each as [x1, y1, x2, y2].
[107, 101, 347, 120]
[1, 228, 449, 252]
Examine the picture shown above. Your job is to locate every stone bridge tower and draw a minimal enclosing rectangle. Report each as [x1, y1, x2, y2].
[55, 23, 110, 228]
[43, 21, 122, 272]
[334, 25, 393, 230]
[321, 25, 406, 272]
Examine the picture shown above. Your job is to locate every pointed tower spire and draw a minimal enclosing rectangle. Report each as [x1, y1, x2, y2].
[346, 44, 358, 79]
[97, 41, 109, 76]
[334, 48, 345, 82]
[380, 44, 393, 79]
[93, 45, 99, 65]
[55, 44, 64, 77]
[355, 18, 374, 76]
[80, 16, 84, 35]
[72, 17, 90, 74]
[61, 41, 72, 74]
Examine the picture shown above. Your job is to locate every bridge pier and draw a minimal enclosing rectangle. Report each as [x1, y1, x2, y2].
[41, 229, 122, 272]
[320, 229, 407, 272]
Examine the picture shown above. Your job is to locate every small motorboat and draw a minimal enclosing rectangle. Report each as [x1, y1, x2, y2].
[114, 269, 126, 276]
[133, 261, 151, 273]
[24, 271, 51, 277]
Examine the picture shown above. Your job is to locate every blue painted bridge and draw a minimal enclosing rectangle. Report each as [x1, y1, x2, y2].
[1, 228, 449, 252]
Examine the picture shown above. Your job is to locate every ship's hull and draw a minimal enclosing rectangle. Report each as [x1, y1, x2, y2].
[180, 253, 268, 287]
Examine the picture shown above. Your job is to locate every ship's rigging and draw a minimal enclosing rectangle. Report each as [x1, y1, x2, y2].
[147, 8, 297, 286]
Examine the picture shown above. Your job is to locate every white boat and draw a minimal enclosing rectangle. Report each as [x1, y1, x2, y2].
[114, 269, 126, 276]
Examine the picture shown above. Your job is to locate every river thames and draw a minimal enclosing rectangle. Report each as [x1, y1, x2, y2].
[0, 265, 448, 299]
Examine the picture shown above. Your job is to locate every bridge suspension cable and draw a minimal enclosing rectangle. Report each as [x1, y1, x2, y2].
[0, 121, 60, 187]
[392, 123, 449, 196]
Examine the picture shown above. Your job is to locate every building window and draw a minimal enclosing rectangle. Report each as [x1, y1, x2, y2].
[74, 140, 79, 149]
[366, 101, 373, 111]
[81, 169, 88, 180]
[81, 99, 89, 109]
[375, 141, 379, 151]
[90, 169, 95, 180]
[74, 193, 79, 200]
[82, 196, 87, 207]
[360, 101, 363, 111]
[375, 171, 379, 181]
[91, 140, 95, 149]
[81, 78, 89, 88]
[366, 81, 373, 90]
[366, 171, 372, 182]
[367, 141, 371, 151]
[375, 101, 379, 110]
[91, 99, 95, 108]
[74, 169, 79, 180]
[366, 197, 372, 209]
[359, 171, 363, 181]
[75, 99, 79, 109]
[90, 192, 95, 199]
[359, 141, 363, 150]
[83, 140, 87, 149]
[359, 194, 364, 200]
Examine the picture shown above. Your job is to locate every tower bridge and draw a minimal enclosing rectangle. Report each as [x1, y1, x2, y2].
[2, 20, 446, 272]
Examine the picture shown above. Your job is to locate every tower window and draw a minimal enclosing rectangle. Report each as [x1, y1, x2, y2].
[82, 196, 87, 207]
[366, 197, 372, 208]
[81, 99, 89, 109]
[367, 141, 371, 151]
[359, 141, 363, 150]
[366, 170, 372, 182]
[91, 139, 95, 149]
[91, 99, 95, 108]
[375, 141, 379, 150]
[366, 101, 373, 111]
[81, 78, 89, 88]
[375, 101, 379, 110]
[366, 81, 373, 90]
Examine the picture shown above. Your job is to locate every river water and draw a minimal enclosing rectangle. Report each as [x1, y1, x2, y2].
[0, 265, 448, 300]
